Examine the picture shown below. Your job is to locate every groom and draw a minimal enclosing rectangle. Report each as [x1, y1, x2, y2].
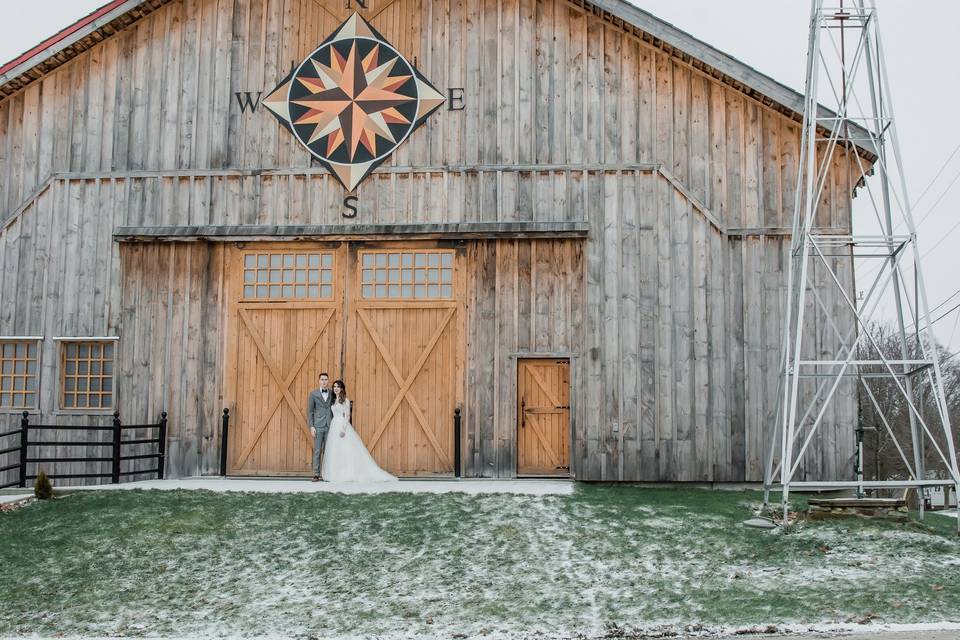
[307, 372, 334, 482]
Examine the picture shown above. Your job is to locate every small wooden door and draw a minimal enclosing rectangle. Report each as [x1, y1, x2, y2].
[346, 245, 462, 477]
[517, 359, 570, 476]
[226, 246, 342, 475]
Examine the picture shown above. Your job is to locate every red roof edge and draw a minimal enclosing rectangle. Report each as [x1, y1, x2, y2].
[0, 0, 130, 77]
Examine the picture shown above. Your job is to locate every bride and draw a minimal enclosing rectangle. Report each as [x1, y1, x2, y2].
[321, 380, 398, 483]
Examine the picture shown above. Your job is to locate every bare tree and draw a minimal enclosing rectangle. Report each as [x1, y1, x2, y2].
[858, 321, 960, 482]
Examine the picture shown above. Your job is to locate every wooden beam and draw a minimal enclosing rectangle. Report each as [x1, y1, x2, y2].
[114, 222, 592, 241]
[726, 226, 852, 237]
[657, 166, 726, 234]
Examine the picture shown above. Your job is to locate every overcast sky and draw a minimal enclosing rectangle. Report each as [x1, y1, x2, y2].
[1, 0, 958, 352]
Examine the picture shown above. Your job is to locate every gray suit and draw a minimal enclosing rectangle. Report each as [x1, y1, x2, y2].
[308, 388, 334, 475]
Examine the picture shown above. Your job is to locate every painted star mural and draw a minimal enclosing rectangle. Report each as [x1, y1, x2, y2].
[263, 13, 445, 192]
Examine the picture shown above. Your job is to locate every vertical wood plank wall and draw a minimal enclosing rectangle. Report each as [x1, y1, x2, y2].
[464, 177, 855, 482]
[0, 0, 859, 483]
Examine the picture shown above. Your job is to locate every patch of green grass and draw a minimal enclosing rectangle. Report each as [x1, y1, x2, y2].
[1, 485, 958, 638]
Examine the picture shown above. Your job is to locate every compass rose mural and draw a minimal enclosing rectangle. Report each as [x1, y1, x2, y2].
[262, 13, 445, 192]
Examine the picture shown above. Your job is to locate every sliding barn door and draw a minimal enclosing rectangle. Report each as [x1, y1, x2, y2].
[226, 247, 342, 475]
[346, 246, 463, 477]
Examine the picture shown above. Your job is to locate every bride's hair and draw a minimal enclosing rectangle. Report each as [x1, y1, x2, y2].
[332, 379, 348, 404]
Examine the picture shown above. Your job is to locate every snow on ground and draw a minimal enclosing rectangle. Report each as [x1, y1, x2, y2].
[0, 493, 30, 505]
[58, 476, 575, 496]
[2, 486, 959, 639]
[11, 621, 960, 640]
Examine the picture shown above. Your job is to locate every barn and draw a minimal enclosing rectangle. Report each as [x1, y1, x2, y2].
[0, 0, 869, 485]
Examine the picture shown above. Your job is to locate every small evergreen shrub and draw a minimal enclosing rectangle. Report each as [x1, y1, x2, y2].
[34, 470, 54, 500]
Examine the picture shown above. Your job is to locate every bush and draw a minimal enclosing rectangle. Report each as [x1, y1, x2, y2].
[34, 470, 54, 500]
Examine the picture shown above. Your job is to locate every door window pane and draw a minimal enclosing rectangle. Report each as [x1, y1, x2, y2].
[359, 251, 455, 299]
[242, 252, 335, 300]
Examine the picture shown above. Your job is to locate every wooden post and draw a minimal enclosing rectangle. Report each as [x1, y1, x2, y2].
[157, 412, 168, 480]
[454, 407, 461, 478]
[18, 411, 29, 488]
[219, 408, 229, 476]
[111, 412, 122, 484]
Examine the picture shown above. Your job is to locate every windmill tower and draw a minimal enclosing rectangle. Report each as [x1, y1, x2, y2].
[762, 0, 960, 529]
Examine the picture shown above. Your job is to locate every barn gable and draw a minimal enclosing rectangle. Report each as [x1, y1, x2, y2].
[0, 0, 859, 484]
[0, 0, 872, 153]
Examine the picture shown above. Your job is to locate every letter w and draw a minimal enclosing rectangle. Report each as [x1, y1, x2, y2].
[235, 91, 262, 113]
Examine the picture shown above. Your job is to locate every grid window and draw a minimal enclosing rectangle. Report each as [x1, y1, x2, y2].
[242, 252, 334, 300]
[360, 251, 454, 299]
[0, 341, 39, 410]
[61, 341, 114, 410]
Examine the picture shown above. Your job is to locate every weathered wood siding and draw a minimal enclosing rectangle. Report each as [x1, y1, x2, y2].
[0, 224, 226, 482]
[1, 0, 858, 219]
[116, 242, 227, 478]
[0, 0, 858, 484]
[466, 238, 584, 478]
[464, 173, 855, 482]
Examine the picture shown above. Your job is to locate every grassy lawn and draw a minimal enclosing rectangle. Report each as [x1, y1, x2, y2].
[1, 485, 959, 638]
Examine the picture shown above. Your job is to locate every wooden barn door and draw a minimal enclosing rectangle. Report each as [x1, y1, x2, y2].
[517, 359, 571, 476]
[346, 245, 463, 477]
[226, 246, 342, 475]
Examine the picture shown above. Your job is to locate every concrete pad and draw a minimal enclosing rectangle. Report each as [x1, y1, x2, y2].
[734, 632, 960, 640]
[930, 509, 958, 519]
[742, 517, 777, 529]
[58, 476, 575, 496]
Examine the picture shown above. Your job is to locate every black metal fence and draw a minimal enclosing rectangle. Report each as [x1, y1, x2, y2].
[219, 408, 230, 476]
[0, 411, 167, 489]
[453, 407, 461, 478]
[0, 421, 23, 489]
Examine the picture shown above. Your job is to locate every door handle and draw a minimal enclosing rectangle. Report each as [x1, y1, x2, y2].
[556, 405, 569, 410]
[521, 398, 526, 428]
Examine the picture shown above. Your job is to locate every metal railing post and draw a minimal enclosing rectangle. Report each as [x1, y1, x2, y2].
[219, 408, 230, 476]
[157, 411, 168, 480]
[454, 407, 461, 478]
[18, 411, 29, 488]
[111, 412, 122, 484]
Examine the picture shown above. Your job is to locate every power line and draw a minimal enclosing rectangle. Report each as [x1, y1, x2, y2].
[921, 215, 960, 259]
[932, 301, 960, 326]
[925, 288, 960, 320]
[853, 140, 960, 282]
[873, 137, 960, 239]
[924, 300, 960, 329]
[911, 166, 960, 232]
[903, 289, 960, 334]
[946, 302, 960, 349]
[909, 138, 960, 212]
[866, 206, 960, 284]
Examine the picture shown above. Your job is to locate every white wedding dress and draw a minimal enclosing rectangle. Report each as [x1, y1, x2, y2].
[321, 399, 398, 483]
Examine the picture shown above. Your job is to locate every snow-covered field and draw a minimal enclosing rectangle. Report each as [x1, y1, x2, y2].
[1, 485, 958, 639]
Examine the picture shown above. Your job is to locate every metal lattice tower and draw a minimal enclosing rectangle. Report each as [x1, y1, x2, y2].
[762, 0, 960, 530]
